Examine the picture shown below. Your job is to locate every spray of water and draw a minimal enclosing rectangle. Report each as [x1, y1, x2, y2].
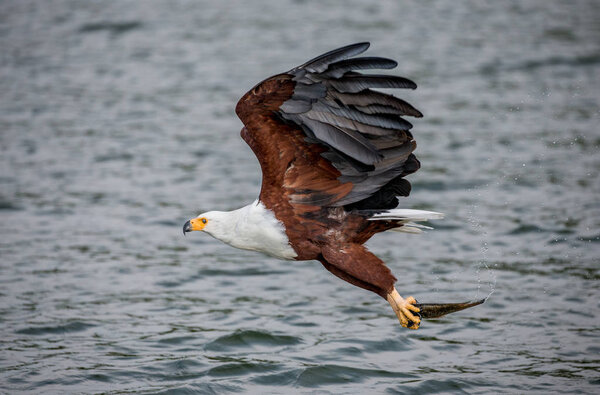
[466, 190, 497, 302]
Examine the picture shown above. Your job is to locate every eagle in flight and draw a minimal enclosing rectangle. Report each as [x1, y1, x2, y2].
[184, 43, 482, 329]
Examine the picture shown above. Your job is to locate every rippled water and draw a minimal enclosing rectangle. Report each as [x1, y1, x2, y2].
[1, 0, 599, 393]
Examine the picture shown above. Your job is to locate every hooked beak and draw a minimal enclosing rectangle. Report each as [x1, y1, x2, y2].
[183, 218, 205, 235]
[183, 220, 192, 235]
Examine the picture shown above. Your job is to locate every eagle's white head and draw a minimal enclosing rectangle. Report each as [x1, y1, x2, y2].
[183, 211, 229, 238]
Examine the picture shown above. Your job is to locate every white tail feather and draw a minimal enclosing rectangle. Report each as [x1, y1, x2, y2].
[368, 209, 444, 234]
[367, 209, 444, 221]
[391, 226, 424, 234]
[403, 221, 434, 230]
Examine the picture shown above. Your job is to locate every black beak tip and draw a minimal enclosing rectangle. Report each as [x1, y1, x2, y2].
[183, 220, 191, 235]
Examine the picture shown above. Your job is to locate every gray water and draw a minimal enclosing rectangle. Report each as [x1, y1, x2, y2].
[1, 0, 599, 393]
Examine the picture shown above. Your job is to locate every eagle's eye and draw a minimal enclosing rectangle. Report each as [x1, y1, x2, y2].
[201, 218, 207, 224]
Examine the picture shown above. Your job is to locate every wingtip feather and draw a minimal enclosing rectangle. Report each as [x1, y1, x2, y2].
[299, 42, 371, 73]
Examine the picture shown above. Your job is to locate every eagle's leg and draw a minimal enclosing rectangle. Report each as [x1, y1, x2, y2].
[320, 244, 423, 330]
[386, 288, 421, 329]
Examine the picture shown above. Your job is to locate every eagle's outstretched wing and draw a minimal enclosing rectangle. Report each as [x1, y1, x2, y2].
[235, 42, 422, 210]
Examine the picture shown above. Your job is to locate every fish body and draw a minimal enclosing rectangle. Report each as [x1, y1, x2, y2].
[415, 299, 486, 319]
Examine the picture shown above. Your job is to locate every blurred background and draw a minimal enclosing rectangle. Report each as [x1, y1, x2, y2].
[1, 0, 599, 393]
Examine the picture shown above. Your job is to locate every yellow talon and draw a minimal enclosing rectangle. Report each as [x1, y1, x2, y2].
[405, 296, 420, 311]
[387, 288, 422, 329]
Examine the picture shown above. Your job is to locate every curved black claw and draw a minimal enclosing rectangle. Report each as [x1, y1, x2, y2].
[406, 309, 422, 330]
[406, 297, 421, 330]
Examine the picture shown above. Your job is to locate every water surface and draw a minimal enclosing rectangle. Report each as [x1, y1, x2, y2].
[1, 0, 599, 393]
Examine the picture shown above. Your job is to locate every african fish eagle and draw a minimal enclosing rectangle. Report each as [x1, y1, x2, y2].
[183, 43, 482, 329]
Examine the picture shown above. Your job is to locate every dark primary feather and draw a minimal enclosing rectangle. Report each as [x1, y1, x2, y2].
[329, 90, 423, 118]
[294, 117, 382, 165]
[329, 74, 417, 93]
[296, 42, 371, 73]
[321, 57, 398, 78]
[311, 101, 413, 131]
[303, 108, 407, 137]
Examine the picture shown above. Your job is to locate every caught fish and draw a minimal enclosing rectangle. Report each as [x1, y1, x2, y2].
[415, 299, 486, 319]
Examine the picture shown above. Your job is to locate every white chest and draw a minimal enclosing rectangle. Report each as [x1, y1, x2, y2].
[206, 201, 298, 260]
